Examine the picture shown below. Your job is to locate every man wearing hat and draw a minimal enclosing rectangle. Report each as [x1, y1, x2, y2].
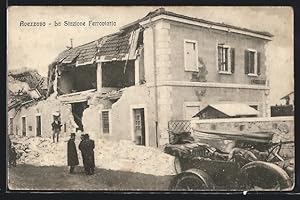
[67, 133, 79, 174]
[78, 133, 88, 173]
[83, 134, 95, 175]
[51, 113, 62, 143]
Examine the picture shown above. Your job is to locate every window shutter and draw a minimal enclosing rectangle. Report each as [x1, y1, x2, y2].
[231, 48, 235, 73]
[244, 50, 249, 74]
[257, 52, 261, 75]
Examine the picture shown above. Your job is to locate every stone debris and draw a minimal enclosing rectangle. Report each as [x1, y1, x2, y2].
[10, 135, 176, 176]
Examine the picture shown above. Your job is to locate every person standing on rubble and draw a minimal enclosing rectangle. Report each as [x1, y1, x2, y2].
[51, 113, 62, 143]
[67, 133, 79, 174]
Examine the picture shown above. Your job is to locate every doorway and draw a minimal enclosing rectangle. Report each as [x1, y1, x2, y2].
[71, 101, 88, 132]
[36, 115, 42, 137]
[21, 116, 26, 136]
[133, 108, 145, 145]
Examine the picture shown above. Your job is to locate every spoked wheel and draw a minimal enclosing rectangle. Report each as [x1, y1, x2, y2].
[242, 161, 292, 190]
[170, 169, 215, 191]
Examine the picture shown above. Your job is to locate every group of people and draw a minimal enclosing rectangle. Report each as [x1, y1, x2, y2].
[67, 133, 95, 175]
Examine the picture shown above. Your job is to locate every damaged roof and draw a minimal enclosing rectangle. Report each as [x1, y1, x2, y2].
[55, 28, 140, 65]
[8, 68, 46, 111]
[97, 31, 132, 61]
[8, 68, 47, 94]
[55, 40, 98, 65]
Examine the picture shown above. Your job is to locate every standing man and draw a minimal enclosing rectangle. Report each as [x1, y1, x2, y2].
[84, 134, 95, 175]
[51, 113, 62, 143]
[67, 133, 79, 174]
[79, 134, 88, 174]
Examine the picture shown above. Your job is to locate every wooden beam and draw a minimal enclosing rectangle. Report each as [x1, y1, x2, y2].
[97, 62, 102, 92]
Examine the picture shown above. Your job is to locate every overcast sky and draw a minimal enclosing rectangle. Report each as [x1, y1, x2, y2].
[7, 6, 293, 104]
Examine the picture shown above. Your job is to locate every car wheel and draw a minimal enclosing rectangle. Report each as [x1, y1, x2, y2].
[170, 169, 215, 191]
[242, 161, 292, 190]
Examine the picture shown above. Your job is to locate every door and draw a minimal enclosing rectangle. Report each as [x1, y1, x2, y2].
[21, 117, 26, 136]
[133, 108, 145, 145]
[36, 115, 42, 137]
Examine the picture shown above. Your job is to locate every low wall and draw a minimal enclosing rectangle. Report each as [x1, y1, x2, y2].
[191, 117, 294, 159]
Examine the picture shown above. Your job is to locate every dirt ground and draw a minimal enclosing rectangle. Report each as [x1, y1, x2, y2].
[8, 164, 174, 191]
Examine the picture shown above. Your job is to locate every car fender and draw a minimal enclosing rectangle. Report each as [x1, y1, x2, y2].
[171, 168, 215, 189]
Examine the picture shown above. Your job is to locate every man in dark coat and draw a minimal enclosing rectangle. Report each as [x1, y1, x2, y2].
[67, 133, 79, 174]
[79, 134, 88, 174]
[84, 134, 95, 175]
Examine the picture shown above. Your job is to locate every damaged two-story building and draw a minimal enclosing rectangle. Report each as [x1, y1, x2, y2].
[8, 8, 273, 147]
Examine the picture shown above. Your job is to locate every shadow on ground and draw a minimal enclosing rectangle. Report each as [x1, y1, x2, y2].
[8, 164, 174, 191]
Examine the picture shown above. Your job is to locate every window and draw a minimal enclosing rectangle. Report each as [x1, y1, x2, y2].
[245, 49, 261, 76]
[184, 40, 198, 71]
[217, 44, 235, 74]
[102, 111, 110, 134]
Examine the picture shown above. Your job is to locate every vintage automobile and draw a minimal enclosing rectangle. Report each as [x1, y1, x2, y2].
[164, 129, 294, 191]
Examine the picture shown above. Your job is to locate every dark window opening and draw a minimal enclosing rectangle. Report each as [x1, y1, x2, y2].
[58, 64, 97, 95]
[36, 115, 42, 137]
[102, 111, 110, 134]
[102, 61, 135, 88]
[71, 101, 89, 132]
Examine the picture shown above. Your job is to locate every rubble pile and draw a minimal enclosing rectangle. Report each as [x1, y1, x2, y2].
[10, 135, 176, 176]
[11, 135, 69, 166]
[95, 139, 176, 176]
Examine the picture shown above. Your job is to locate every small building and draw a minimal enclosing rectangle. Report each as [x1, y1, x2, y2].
[271, 91, 294, 117]
[280, 91, 294, 106]
[193, 103, 259, 119]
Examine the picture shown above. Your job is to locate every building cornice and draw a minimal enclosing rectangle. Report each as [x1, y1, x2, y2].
[140, 14, 272, 41]
[146, 81, 270, 90]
